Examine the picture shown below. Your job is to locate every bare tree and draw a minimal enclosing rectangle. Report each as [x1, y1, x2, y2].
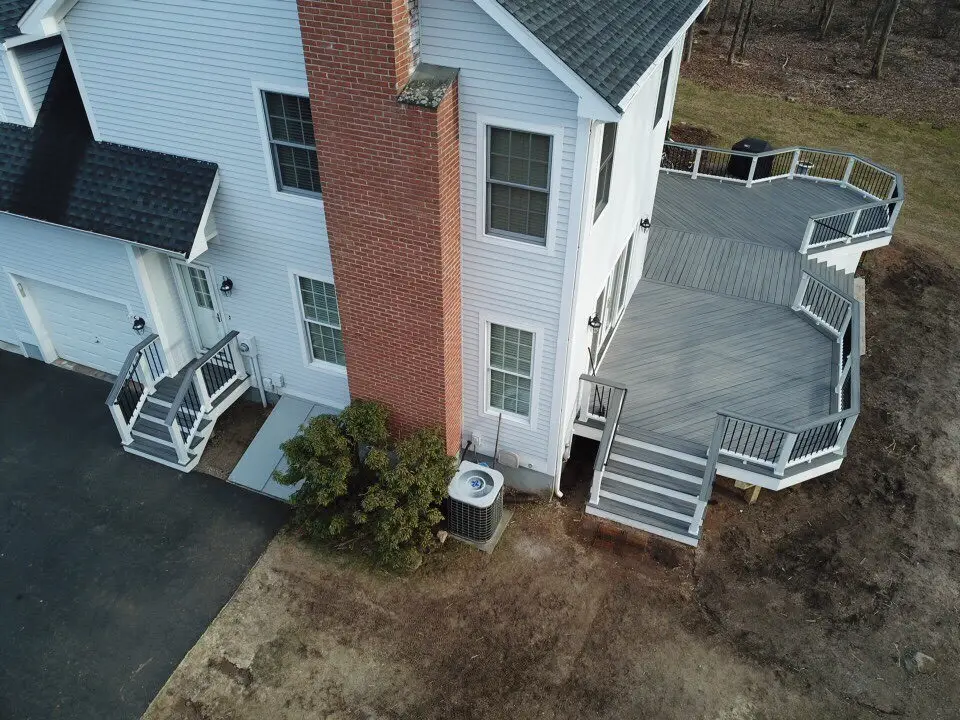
[728, 0, 748, 63]
[862, 0, 886, 47]
[684, 26, 695, 62]
[739, 0, 757, 56]
[871, 0, 901, 78]
[818, 0, 838, 38]
[719, 0, 733, 33]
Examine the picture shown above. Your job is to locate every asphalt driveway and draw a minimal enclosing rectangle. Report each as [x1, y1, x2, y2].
[0, 350, 289, 719]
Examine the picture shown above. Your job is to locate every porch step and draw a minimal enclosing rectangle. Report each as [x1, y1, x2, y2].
[123, 436, 194, 469]
[609, 442, 705, 479]
[587, 496, 700, 546]
[139, 399, 169, 423]
[151, 376, 182, 404]
[614, 423, 709, 459]
[601, 475, 699, 516]
[132, 417, 174, 444]
[606, 457, 700, 495]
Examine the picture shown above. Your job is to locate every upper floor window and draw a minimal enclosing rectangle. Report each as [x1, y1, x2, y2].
[488, 323, 535, 418]
[263, 91, 322, 197]
[654, 51, 673, 127]
[486, 127, 552, 245]
[594, 122, 617, 220]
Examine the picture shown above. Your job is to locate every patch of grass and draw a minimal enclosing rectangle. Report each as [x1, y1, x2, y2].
[673, 80, 960, 264]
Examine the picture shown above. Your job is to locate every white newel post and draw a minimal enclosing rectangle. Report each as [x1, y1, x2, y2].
[589, 468, 603, 505]
[136, 350, 157, 393]
[578, 380, 591, 421]
[746, 156, 758, 187]
[788, 149, 801, 178]
[773, 432, 799, 477]
[841, 156, 855, 187]
[231, 338, 248, 380]
[847, 208, 862, 239]
[169, 423, 191, 464]
[194, 369, 214, 412]
[835, 416, 857, 452]
[108, 404, 134, 445]
[792, 273, 811, 310]
[799, 221, 815, 253]
[691, 149, 702, 179]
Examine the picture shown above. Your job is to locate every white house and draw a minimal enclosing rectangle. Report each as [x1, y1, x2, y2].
[0, 0, 902, 545]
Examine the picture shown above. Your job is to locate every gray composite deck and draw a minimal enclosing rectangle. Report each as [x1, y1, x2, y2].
[653, 172, 870, 251]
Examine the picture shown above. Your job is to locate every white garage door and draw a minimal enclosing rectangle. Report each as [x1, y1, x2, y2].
[27, 281, 134, 374]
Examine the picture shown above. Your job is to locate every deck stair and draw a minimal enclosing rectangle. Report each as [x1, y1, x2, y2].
[107, 331, 250, 472]
[584, 423, 711, 547]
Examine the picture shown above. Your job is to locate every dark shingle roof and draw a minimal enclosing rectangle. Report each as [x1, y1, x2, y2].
[0, 0, 34, 39]
[494, 0, 703, 109]
[0, 54, 218, 255]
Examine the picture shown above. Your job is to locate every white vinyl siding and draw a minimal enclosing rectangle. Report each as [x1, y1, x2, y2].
[0, 53, 23, 122]
[488, 324, 534, 417]
[63, 0, 349, 408]
[296, 276, 344, 366]
[420, 0, 580, 472]
[15, 37, 62, 114]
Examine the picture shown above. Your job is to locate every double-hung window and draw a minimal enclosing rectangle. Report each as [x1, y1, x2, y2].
[486, 127, 552, 244]
[654, 51, 673, 127]
[263, 91, 322, 196]
[297, 276, 345, 366]
[488, 323, 535, 419]
[594, 122, 617, 220]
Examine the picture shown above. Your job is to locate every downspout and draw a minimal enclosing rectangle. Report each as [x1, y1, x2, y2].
[552, 116, 600, 498]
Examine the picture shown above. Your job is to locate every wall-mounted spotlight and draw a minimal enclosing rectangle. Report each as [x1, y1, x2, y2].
[219, 277, 234, 296]
[132, 316, 146, 335]
[587, 314, 602, 332]
[639, 218, 651, 230]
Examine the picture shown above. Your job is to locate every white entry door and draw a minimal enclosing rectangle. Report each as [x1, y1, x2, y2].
[175, 262, 223, 350]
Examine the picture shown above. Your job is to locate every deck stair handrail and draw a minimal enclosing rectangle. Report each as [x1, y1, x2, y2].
[105, 333, 166, 444]
[578, 374, 627, 504]
[164, 331, 246, 464]
[661, 140, 904, 254]
[705, 276, 861, 477]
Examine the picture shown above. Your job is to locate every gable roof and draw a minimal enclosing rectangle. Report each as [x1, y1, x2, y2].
[0, 54, 218, 256]
[0, 0, 34, 39]
[493, 0, 704, 109]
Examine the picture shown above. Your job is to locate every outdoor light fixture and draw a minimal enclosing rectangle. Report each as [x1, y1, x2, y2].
[587, 314, 602, 331]
[132, 316, 146, 335]
[639, 218, 651, 230]
[220, 277, 234, 295]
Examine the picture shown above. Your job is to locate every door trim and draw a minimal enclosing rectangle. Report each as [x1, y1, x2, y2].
[169, 258, 227, 353]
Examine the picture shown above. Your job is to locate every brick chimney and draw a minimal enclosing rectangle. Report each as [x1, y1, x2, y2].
[298, 0, 462, 454]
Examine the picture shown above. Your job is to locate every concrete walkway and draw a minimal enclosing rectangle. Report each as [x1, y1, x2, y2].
[0, 350, 289, 720]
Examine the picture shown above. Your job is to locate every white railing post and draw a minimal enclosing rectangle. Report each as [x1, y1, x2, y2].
[230, 337, 249, 380]
[835, 416, 857, 452]
[169, 424, 191, 464]
[847, 208, 863, 239]
[589, 469, 603, 505]
[691, 149, 702, 179]
[799, 220, 815, 254]
[193, 369, 214, 412]
[578, 379, 591, 421]
[792, 273, 811, 310]
[888, 199, 903, 231]
[788, 149, 801, 178]
[746, 155, 758, 187]
[774, 432, 799, 477]
[841, 156, 855, 188]
[108, 404, 134, 445]
[136, 351, 157, 394]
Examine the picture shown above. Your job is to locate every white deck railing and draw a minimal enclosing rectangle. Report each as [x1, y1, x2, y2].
[661, 141, 905, 254]
[704, 274, 861, 477]
[106, 334, 167, 444]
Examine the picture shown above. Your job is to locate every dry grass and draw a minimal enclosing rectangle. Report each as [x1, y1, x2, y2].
[673, 80, 960, 264]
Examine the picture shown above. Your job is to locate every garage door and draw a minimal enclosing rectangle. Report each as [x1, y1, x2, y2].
[27, 281, 134, 374]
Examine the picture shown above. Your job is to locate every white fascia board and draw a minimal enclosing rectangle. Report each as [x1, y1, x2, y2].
[617, 0, 710, 110]
[18, 0, 77, 37]
[471, 0, 620, 122]
[187, 171, 221, 262]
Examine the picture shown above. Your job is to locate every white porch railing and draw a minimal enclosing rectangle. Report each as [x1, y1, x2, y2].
[163, 331, 247, 464]
[105, 333, 167, 444]
[661, 141, 904, 254]
[578, 374, 627, 505]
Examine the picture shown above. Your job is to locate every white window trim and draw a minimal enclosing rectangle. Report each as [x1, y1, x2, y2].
[479, 312, 543, 430]
[475, 114, 564, 257]
[252, 80, 324, 208]
[288, 269, 347, 375]
[2, 46, 36, 126]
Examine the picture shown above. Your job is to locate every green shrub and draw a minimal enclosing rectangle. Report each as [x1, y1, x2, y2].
[273, 400, 455, 570]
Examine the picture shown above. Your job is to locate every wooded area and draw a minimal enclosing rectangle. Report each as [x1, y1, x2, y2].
[701, 0, 957, 78]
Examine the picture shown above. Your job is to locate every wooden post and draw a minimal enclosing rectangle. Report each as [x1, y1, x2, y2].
[734, 481, 762, 504]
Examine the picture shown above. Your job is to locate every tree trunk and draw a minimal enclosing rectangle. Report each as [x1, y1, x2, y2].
[728, 0, 748, 63]
[739, 0, 757, 57]
[862, 0, 885, 47]
[871, 0, 901, 78]
[719, 0, 733, 33]
[684, 26, 695, 62]
[818, 0, 837, 39]
[702, 1, 712, 22]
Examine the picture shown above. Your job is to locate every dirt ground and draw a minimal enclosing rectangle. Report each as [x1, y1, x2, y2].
[145, 242, 960, 719]
[195, 400, 272, 480]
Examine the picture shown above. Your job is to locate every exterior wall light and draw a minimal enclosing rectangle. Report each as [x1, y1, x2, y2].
[639, 218, 651, 230]
[132, 316, 146, 335]
[587, 314, 602, 332]
[220, 277, 234, 295]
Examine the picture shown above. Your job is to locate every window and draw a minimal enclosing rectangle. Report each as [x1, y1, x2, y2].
[654, 51, 673, 127]
[593, 234, 635, 361]
[488, 323, 535, 418]
[263, 91, 322, 196]
[297, 276, 345, 366]
[594, 122, 617, 220]
[186, 266, 214, 310]
[486, 127, 552, 244]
